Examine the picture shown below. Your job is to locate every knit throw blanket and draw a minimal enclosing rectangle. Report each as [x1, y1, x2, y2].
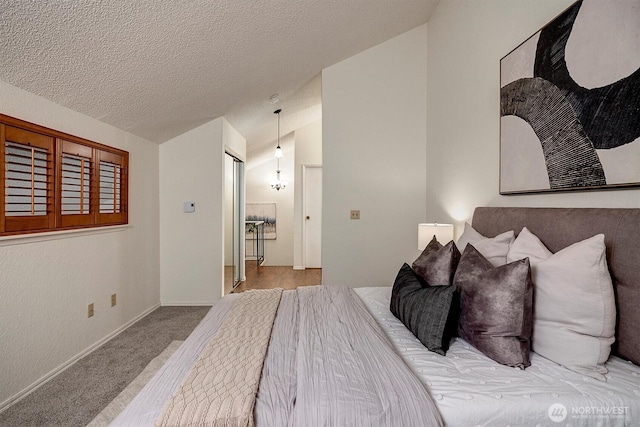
[155, 289, 283, 427]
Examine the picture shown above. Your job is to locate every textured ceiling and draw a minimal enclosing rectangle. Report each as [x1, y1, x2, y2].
[0, 0, 438, 146]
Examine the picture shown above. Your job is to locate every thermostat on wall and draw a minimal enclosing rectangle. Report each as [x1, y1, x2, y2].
[183, 202, 195, 213]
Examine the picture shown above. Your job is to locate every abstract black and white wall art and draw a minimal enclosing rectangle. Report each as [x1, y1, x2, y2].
[500, 0, 640, 194]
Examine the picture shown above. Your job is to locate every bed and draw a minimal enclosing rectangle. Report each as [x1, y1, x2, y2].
[111, 207, 640, 426]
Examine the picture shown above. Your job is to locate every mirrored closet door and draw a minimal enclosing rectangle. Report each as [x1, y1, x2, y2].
[224, 152, 244, 295]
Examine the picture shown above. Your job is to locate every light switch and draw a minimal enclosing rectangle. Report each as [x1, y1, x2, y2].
[183, 202, 195, 213]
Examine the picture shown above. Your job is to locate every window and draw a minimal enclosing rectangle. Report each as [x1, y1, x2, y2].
[1, 126, 54, 233]
[97, 150, 126, 224]
[1, 115, 128, 236]
[59, 140, 93, 227]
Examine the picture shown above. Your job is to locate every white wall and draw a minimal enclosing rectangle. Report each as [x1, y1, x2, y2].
[426, 0, 640, 237]
[322, 24, 428, 287]
[0, 81, 160, 409]
[245, 134, 295, 266]
[223, 119, 247, 164]
[159, 117, 245, 304]
[293, 119, 322, 269]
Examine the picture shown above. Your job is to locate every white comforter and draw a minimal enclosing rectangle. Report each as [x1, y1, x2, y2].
[355, 286, 640, 427]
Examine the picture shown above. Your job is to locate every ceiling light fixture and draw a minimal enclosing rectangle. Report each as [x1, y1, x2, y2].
[270, 109, 288, 191]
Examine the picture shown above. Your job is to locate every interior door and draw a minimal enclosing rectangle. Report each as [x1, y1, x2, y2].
[304, 165, 322, 268]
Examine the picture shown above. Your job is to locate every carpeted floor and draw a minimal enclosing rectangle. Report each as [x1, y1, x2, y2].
[86, 340, 183, 426]
[0, 306, 210, 427]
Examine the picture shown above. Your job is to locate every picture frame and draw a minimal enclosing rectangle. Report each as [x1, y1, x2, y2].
[245, 203, 277, 240]
[499, 0, 640, 194]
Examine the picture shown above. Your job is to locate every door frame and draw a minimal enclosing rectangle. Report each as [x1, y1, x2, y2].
[223, 151, 245, 296]
[302, 164, 322, 269]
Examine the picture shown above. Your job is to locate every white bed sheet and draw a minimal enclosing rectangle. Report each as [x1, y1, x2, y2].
[355, 286, 640, 427]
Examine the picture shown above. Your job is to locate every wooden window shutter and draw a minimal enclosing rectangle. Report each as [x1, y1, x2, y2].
[97, 149, 127, 225]
[1, 115, 128, 235]
[57, 139, 94, 228]
[1, 125, 55, 233]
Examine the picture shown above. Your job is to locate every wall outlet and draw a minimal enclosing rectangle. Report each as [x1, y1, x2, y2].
[350, 210, 360, 220]
[111, 293, 117, 307]
[88, 303, 94, 318]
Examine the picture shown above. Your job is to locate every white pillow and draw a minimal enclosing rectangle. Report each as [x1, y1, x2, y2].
[507, 227, 552, 263]
[508, 227, 616, 381]
[455, 222, 514, 266]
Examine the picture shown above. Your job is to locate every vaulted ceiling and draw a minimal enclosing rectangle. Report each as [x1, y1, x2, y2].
[1, 1, 439, 147]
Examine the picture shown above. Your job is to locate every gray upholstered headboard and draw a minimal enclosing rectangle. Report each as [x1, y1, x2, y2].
[471, 207, 640, 366]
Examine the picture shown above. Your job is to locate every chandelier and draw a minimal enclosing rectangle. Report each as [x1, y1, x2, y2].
[270, 109, 288, 191]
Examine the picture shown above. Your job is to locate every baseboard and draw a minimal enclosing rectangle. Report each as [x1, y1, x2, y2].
[161, 301, 215, 307]
[0, 303, 160, 414]
[293, 266, 305, 270]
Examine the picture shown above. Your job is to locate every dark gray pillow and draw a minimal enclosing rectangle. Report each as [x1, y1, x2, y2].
[390, 263, 458, 355]
[453, 244, 533, 369]
[412, 236, 461, 286]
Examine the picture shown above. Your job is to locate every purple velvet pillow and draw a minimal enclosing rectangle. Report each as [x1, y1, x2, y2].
[453, 244, 533, 369]
[412, 236, 461, 286]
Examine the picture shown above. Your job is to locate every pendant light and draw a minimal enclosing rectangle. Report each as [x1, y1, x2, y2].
[270, 109, 288, 191]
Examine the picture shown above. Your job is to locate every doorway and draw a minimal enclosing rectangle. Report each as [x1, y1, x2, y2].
[224, 152, 244, 295]
[303, 165, 322, 269]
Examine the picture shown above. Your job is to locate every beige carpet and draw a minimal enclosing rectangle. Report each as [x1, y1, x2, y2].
[0, 306, 210, 427]
[87, 340, 184, 426]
